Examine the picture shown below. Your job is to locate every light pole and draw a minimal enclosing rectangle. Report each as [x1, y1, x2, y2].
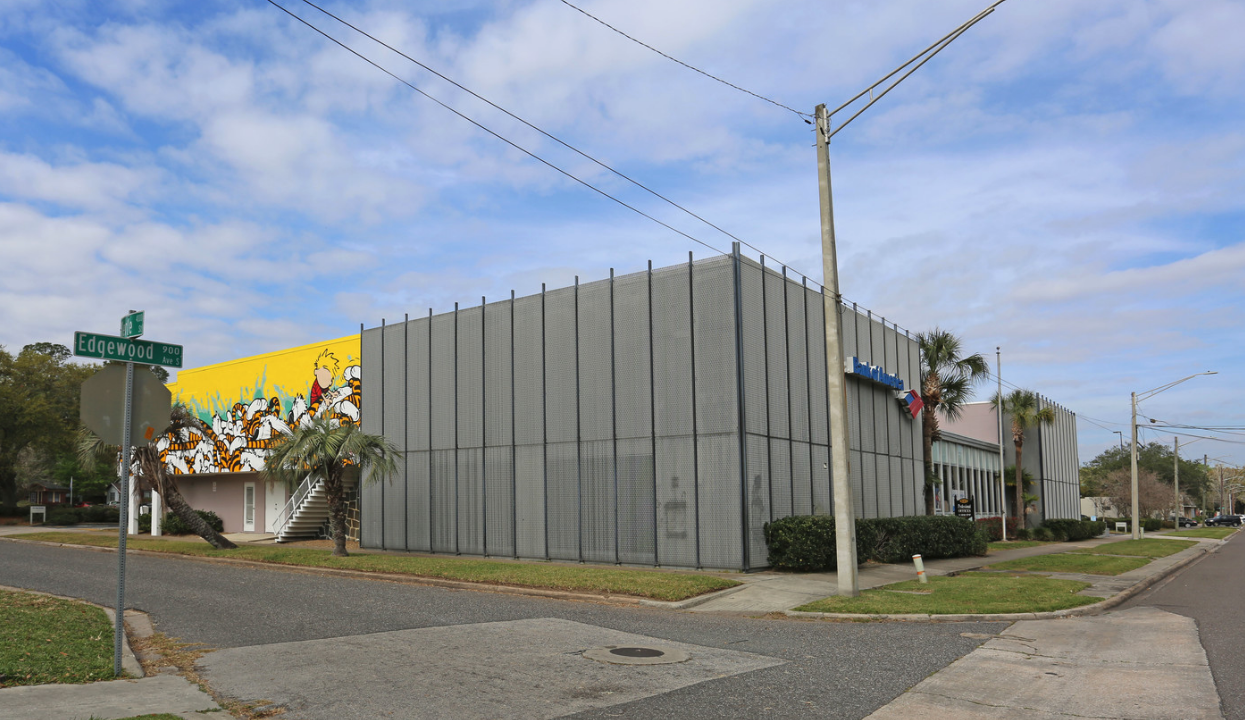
[1113, 431, 1124, 451]
[1130, 372, 1216, 539]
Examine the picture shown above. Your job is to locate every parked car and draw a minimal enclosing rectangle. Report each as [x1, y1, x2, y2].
[1205, 515, 1242, 527]
[1176, 516, 1198, 528]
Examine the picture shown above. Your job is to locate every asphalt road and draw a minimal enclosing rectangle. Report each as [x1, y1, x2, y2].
[0, 540, 1006, 719]
[1122, 532, 1245, 720]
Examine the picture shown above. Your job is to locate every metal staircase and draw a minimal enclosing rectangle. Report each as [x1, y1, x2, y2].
[273, 475, 356, 543]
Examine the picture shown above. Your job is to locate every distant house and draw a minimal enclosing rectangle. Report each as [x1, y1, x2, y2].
[28, 482, 71, 505]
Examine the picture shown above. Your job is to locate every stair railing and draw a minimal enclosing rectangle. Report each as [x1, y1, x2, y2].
[273, 475, 320, 540]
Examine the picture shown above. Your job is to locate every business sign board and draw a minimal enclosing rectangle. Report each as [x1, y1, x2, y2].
[844, 356, 904, 390]
[74, 331, 183, 368]
[954, 496, 975, 521]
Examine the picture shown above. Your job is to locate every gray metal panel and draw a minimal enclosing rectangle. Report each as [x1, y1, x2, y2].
[514, 445, 545, 559]
[431, 449, 456, 552]
[382, 323, 406, 449]
[763, 267, 789, 439]
[613, 272, 652, 440]
[872, 386, 888, 459]
[869, 317, 886, 371]
[854, 307, 871, 366]
[406, 317, 431, 452]
[457, 307, 484, 449]
[856, 378, 874, 453]
[580, 439, 615, 564]
[430, 315, 456, 451]
[544, 288, 578, 444]
[697, 432, 742, 570]
[846, 379, 862, 451]
[361, 327, 382, 436]
[406, 450, 431, 552]
[811, 443, 832, 515]
[546, 441, 579, 561]
[791, 440, 812, 516]
[383, 451, 406, 549]
[578, 280, 614, 443]
[887, 380, 902, 458]
[485, 446, 513, 556]
[457, 447, 483, 555]
[785, 281, 809, 443]
[360, 473, 382, 548]
[806, 287, 829, 446]
[512, 295, 544, 446]
[862, 453, 878, 518]
[484, 301, 513, 447]
[651, 266, 693, 437]
[693, 257, 738, 436]
[655, 436, 696, 568]
[769, 438, 792, 519]
[745, 433, 770, 566]
[840, 302, 857, 363]
[616, 436, 655, 564]
[739, 260, 767, 436]
[875, 450, 892, 518]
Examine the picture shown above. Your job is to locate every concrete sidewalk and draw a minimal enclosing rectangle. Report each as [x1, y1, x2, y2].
[0, 675, 223, 720]
[691, 532, 1225, 614]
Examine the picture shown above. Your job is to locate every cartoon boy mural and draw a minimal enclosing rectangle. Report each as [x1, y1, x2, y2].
[309, 349, 340, 409]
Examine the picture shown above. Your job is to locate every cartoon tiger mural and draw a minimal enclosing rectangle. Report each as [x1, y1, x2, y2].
[160, 337, 363, 475]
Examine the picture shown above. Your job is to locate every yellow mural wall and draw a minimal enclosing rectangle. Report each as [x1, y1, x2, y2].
[161, 335, 361, 475]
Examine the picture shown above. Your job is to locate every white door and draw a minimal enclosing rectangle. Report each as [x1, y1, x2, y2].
[265, 482, 287, 533]
[243, 482, 256, 532]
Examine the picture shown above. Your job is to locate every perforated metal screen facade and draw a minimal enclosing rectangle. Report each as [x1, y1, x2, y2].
[360, 251, 923, 570]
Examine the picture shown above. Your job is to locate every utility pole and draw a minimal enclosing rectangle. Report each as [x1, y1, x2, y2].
[816, 103, 858, 596]
[1131, 391, 1140, 539]
[1173, 437, 1179, 524]
[997, 347, 1006, 540]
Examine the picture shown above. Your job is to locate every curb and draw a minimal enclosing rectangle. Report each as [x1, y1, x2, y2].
[783, 541, 1220, 623]
[0, 536, 739, 609]
[0, 584, 144, 678]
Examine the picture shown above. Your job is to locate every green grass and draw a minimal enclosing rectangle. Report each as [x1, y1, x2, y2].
[795, 572, 1098, 615]
[93, 715, 193, 720]
[0, 589, 117, 688]
[987, 540, 1048, 552]
[1166, 528, 1237, 540]
[16, 533, 739, 602]
[987, 553, 1149, 575]
[1068, 538, 1197, 558]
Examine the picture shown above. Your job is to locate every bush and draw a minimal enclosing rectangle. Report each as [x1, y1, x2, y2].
[1032, 526, 1053, 541]
[1143, 518, 1161, 532]
[46, 508, 82, 525]
[81, 505, 120, 523]
[137, 509, 226, 536]
[764, 515, 987, 571]
[1014, 528, 1031, 540]
[1043, 519, 1101, 542]
[0, 504, 28, 517]
[976, 517, 1003, 541]
[1160, 520, 1175, 529]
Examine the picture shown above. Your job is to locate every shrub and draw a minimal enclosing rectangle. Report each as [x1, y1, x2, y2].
[0, 504, 28, 518]
[1032, 526, 1053, 541]
[764, 515, 987, 571]
[81, 505, 120, 523]
[1142, 518, 1161, 532]
[976, 517, 1003, 541]
[1014, 528, 1031, 540]
[1043, 519, 1101, 542]
[46, 508, 82, 525]
[136, 509, 227, 536]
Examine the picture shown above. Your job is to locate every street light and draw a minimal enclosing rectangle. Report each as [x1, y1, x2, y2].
[1113, 431, 1124, 451]
[1130, 372, 1216, 539]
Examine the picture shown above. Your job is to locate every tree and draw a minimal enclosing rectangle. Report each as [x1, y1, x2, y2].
[1079, 442, 1212, 508]
[995, 389, 1055, 523]
[1103, 468, 1169, 519]
[1002, 464, 1036, 517]
[0, 344, 97, 506]
[263, 415, 399, 557]
[79, 404, 238, 550]
[916, 329, 989, 515]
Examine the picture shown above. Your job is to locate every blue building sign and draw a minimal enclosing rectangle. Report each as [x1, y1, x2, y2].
[845, 356, 904, 390]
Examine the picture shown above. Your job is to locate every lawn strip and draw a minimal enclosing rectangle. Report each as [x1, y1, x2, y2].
[1166, 528, 1237, 540]
[13, 533, 738, 602]
[986, 553, 1149, 576]
[0, 589, 117, 688]
[794, 572, 1097, 615]
[1067, 538, 1196, 558]
[987, 540, 1049, 552]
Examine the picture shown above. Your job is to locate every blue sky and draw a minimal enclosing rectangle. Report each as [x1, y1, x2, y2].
[2, 0, 1243, 465]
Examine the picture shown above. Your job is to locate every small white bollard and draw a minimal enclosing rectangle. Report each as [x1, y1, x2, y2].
[912, 554, 928, 584]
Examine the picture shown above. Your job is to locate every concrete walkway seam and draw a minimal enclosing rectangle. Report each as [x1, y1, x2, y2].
[0, 583, 144, 678]
[784, 541, 1220, 623]
[0, 536, 723, 609]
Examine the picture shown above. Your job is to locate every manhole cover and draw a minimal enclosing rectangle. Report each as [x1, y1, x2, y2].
[583, 644, 691, 666]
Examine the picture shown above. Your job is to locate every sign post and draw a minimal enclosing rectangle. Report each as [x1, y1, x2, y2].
[75, 318, 180, 677]
[954, 496, 976, 521]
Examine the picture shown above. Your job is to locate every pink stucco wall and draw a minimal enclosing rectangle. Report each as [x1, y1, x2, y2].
[940, 402, 999, 444]
[177, 472, 267, 533]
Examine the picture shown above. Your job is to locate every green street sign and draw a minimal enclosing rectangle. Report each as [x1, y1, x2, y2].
[73, 331, 183, 368]
[120, 311, 144, 339]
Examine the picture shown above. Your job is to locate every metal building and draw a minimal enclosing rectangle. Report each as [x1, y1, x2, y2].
[359, 246, 923, 570]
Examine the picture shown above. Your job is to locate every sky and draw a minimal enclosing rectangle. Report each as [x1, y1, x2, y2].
[1, 0, 1242, 466]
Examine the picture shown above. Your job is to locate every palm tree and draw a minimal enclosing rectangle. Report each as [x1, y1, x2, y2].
[916, 329, 989, 515]
[78, 404, 238, 550]
[263, 415, 398, 557]
[994, 389, 1056, 523]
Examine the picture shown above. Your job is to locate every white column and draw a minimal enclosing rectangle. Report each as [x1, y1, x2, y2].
[127, 481, 139, 536]
[151, 490, 162, 536]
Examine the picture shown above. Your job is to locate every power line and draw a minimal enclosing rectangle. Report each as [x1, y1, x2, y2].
[557, 0, 811, 121]
[291, 0, 823, 282]
[267, 0, 730, 258]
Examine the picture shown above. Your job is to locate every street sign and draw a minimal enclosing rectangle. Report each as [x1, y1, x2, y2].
[80, 363, 171, 446]
[74, 331, 182, 368]
[120, 311, 144, 339]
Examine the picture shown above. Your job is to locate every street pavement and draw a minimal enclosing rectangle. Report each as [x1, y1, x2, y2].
[0, 528, 1236, 719]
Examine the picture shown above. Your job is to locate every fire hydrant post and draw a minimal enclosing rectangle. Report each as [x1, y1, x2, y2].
[912, 554, 928, 584]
